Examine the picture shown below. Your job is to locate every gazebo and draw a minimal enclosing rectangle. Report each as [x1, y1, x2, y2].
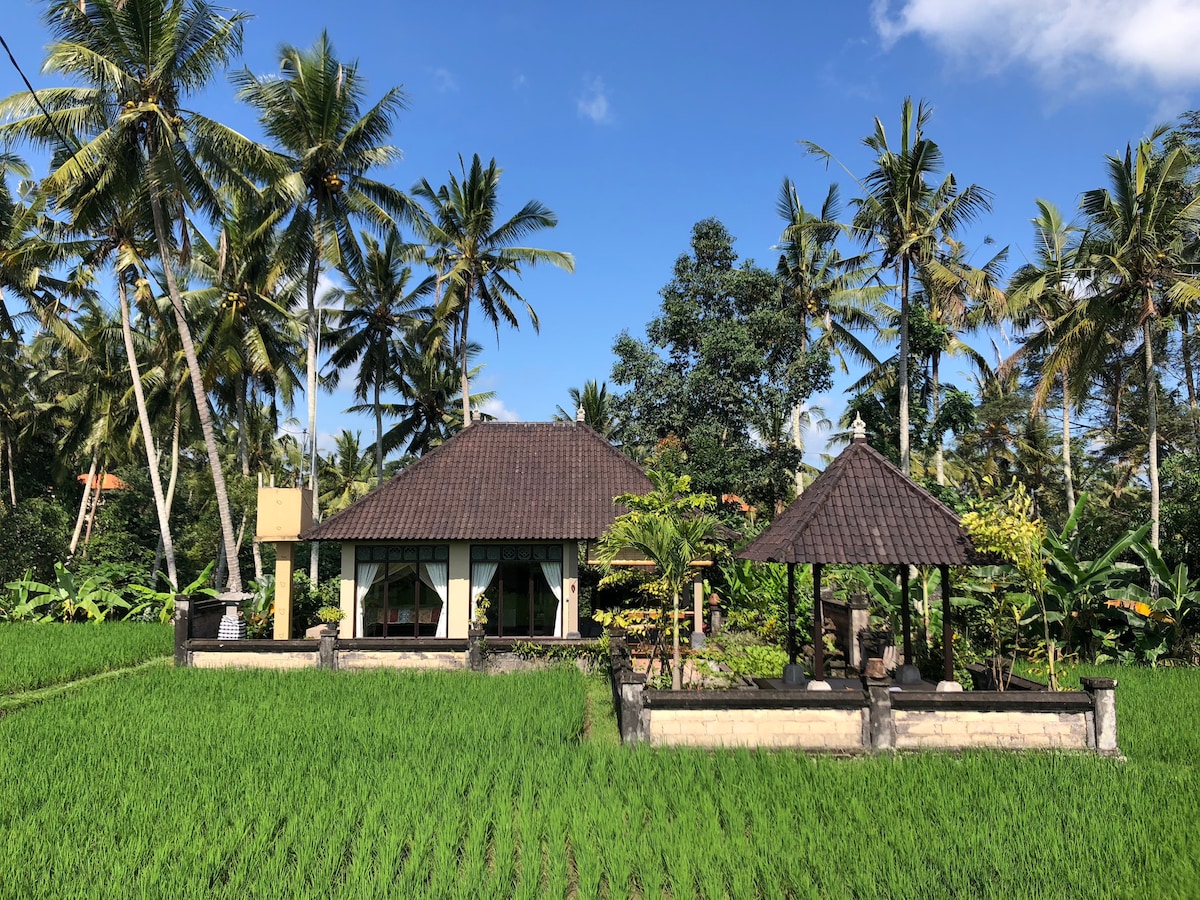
[737, 416, 973, 689]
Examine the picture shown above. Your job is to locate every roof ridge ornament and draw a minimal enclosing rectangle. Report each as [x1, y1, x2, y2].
[851, 413, 867, 442]
[576, 405, 586, 423]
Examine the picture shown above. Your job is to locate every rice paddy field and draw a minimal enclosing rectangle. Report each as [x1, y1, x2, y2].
[1, 650, 1197, 899]
[0, 622, 171, 695]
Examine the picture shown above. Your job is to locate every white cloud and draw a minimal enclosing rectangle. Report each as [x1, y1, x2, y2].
[513, 73, 528, 90]
[478, 398, 520, 422]
[431, 67, 458, 93]
[872, 0, 1200, 89]
[576, 76, 613, 125]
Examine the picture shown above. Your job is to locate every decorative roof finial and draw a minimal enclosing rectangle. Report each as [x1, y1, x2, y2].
[576, 405, 586, 424]
[851, 413, 867, 442]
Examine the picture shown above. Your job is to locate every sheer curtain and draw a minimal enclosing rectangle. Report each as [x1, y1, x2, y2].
[540, 560, 564, 637]
[470, 561, 498, 625]
[420, 562, 450, 637]
[354, 561, 381, 637]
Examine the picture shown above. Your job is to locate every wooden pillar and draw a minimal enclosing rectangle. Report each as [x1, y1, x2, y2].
[692, 577, 704, 640]
[786, 562, 797, 666]
[812, 563, 824, 680]
[273, 541, 296, 641]
[941, 563, 953, 683]
[900, 565, 913, 666]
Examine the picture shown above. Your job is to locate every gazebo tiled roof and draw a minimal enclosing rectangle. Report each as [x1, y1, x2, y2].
[301, 421, 652, 542]
[737, 433, 972, 566]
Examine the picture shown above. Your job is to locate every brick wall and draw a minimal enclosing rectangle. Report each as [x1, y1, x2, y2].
[893, 709, 1090, 750]
[648, 707, 865, 750]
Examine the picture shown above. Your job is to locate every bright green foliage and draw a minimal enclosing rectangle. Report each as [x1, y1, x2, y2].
[596, 469, 721, 688]
[961, 481, 1048, 596]
[0, 622, 170, 694]
[0, 665, 1197, 897]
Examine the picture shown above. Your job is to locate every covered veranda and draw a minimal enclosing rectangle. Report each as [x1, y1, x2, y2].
[737, 417, 974, 690]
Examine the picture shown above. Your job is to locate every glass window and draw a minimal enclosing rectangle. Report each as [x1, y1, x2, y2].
[354, 546, 448, 637]
[476, 546, 562, 637]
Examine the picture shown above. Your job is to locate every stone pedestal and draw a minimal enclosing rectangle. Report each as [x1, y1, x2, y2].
[805, 680, 831, 691]
[1081, 677, 1120, 756]
[935, 680, 963, 692]
[782, 664, 806, 686]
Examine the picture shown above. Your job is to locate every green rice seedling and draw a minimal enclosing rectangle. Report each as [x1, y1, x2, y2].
[0, 622, 170, 694]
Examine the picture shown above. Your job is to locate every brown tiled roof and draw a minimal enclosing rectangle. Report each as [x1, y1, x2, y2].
[301, 422, 653, 542]
[737, 437, 973, 565]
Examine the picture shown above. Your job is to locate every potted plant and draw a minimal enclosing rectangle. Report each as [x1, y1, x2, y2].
[316, 605, 344, 636]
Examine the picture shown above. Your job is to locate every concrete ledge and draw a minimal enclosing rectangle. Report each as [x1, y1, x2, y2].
[336, 638, 470, 652]
[340, 650, 465, 670]
[191, 651, 317, 669]
[645, 690, 865, 711]
[891, 691, 1093, 714]
[188, 639, 317, 652]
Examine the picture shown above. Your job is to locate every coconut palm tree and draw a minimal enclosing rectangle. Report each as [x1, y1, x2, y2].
[553, 380, 620, 439]
[187, 189, 303, 478]
[1075, 135, 1200, 548]
[1005, 200, 1090, 516]
[806, 98, 992, 474]
[0, 0, 267, 592]
[372, 333, 489, 459]
[324, 229, 433, 484]
[319, 430, 374, 514]
[412, 153, 574, 425]
[233, 31, 411, 496]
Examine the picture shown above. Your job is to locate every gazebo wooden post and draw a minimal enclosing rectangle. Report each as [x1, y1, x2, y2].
[787, 562, 797, 666]
[812, 563, 824, 680]
[940, 563, 953, 683]
[900, 565, 913, 666]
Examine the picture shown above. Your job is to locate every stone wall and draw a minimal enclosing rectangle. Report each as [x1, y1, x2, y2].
[606, 632, 1120, 756]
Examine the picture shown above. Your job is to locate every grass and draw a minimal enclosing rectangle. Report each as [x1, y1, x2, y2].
[0, 622, 171, 694]
[0, 661, 1197, 898]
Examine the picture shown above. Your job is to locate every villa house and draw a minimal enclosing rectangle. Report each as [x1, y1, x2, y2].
[300, 420, 651, 640]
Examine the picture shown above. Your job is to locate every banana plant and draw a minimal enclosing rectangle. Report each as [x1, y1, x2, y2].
[1105, 543, 1200, 665]
[46, 564, 128, 623]
[1041, 493, 1150, 657]
[3, 569, 54, 621]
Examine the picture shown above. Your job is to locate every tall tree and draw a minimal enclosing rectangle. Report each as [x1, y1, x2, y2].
[0, 0, 265, 592]
[1076, 135, 1200, 548]
[806, 97, 992, 474]
[1005, 200, 1089, 517]
[553, 380, 620, 440]
[412, 153, 574, 425]
[325, 229, 432, 484]
[233, 31, 410, 498]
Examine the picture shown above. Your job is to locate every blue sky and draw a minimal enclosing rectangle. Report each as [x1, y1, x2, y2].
[4, 0, 1200, 463]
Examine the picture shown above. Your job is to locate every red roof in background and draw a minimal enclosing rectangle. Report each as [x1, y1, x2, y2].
[77, 473, 129, 491]
[737, 436, 972, 565]
[302, 422, 653, 542]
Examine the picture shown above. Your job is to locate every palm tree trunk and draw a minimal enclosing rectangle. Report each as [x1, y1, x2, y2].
[154, 402, 183, 582]
[1182, 309, 1198, 442]
[1145, 317, 1160, 550]
[4, 439, 14, 507]
[932, 350, 944, 485]
[83, 472, 103, 547]
[899, 258, 911, 474]
[237, 376, 250, 477]
[460, 302, 473, 426]
[70, 452, 97, 557]
[671, 586, 682, 690]
[1062, 371, 1076, 519]
[791, 404, 805, 495]
[374, 377, 384, 486]
[149, 192, 240, 592]
[305, 236, 323, 585]
[118, 273, 179, 588]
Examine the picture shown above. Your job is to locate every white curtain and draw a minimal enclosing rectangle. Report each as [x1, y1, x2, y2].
[420, 562, 450, 638]
[355, 561, 381, 637]
[470, 561, 498, 624]
[540, 560, 564, 637]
